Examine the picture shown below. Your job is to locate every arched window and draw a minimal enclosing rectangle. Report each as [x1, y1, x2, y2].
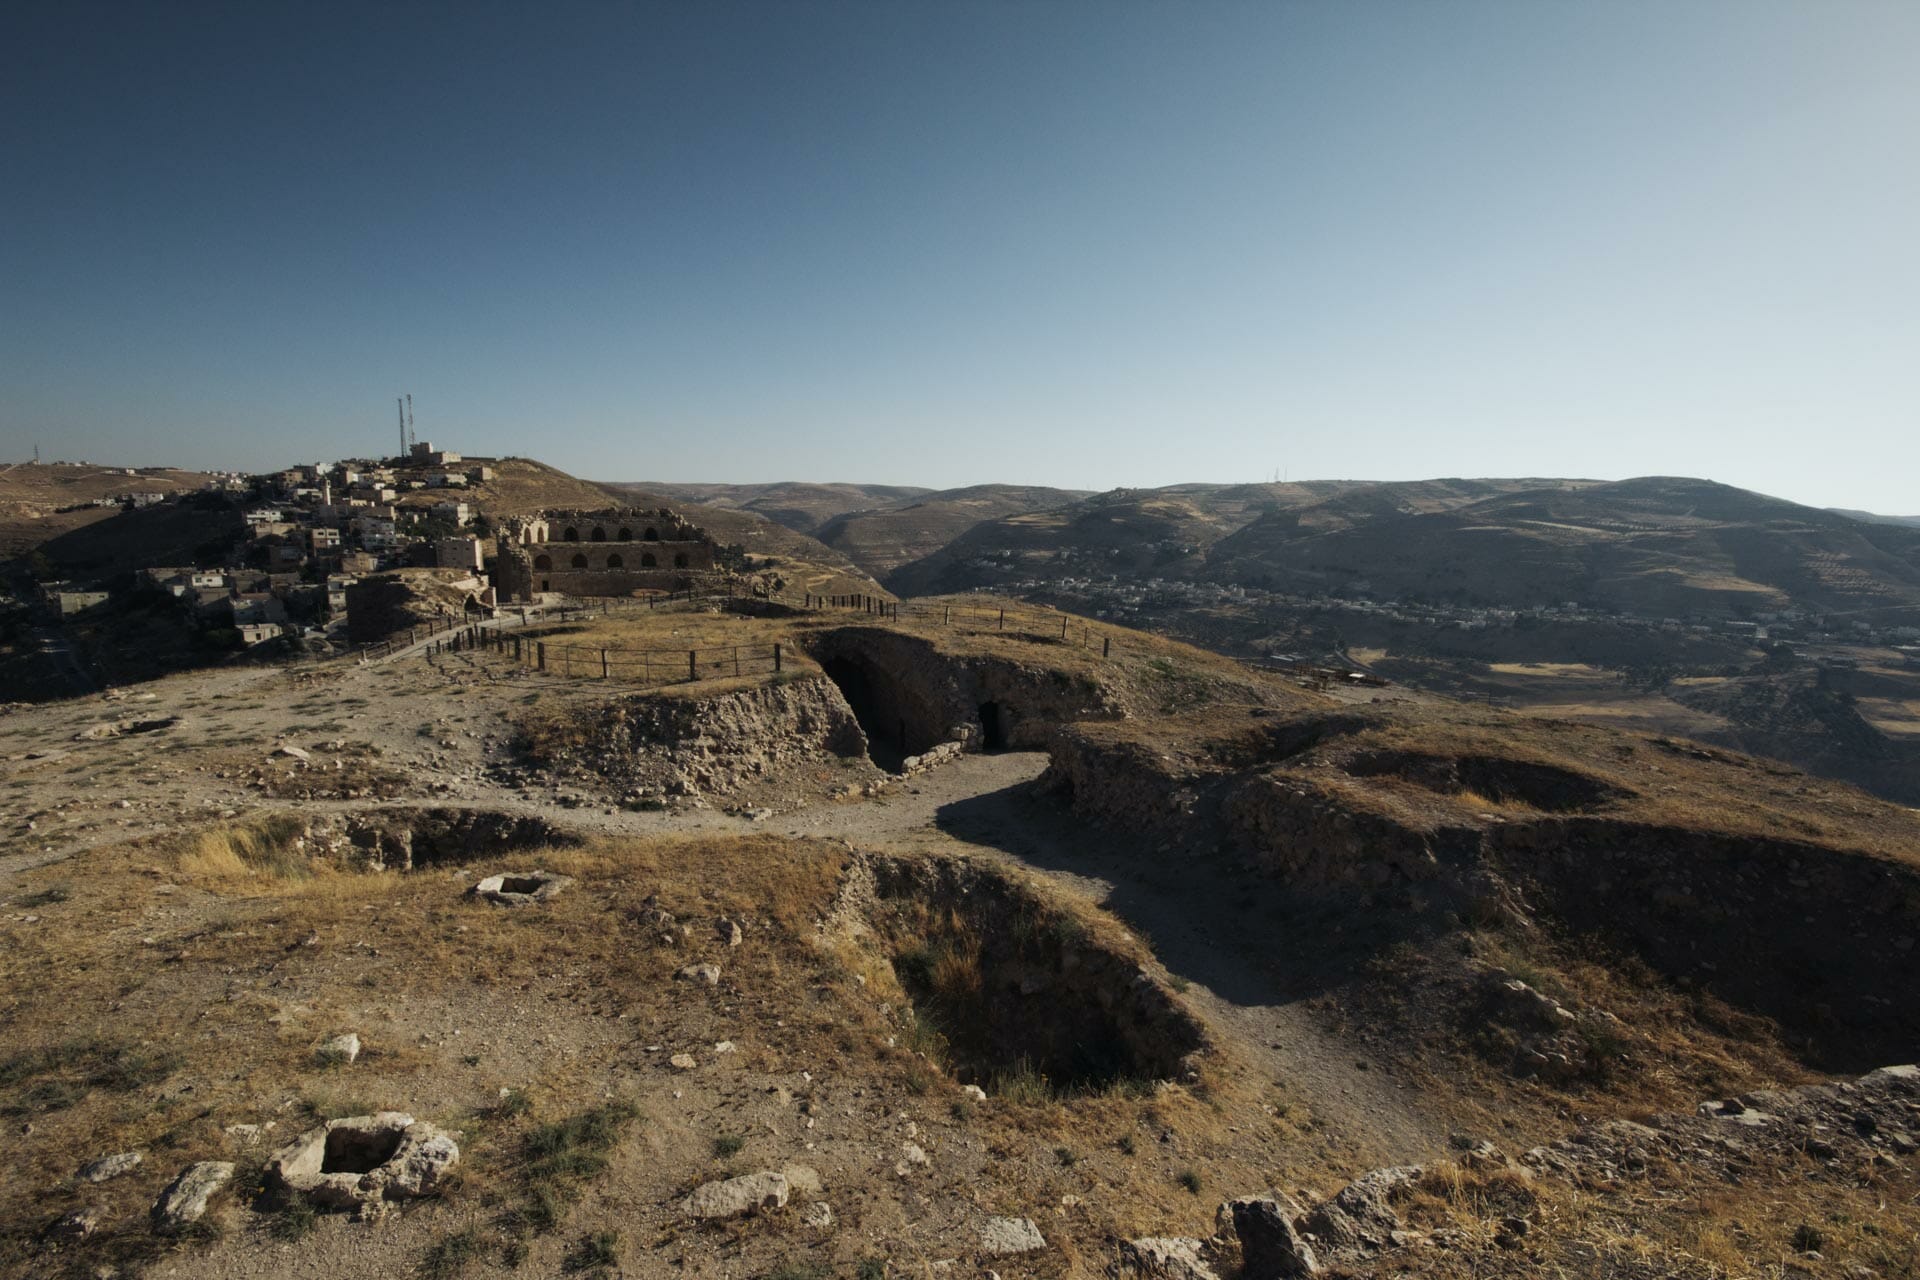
[640, 552, 657, 568]
[644, 527, 659, 541]
[563, 526, 579, 542]
[533, 554, 552, 572]
[570, 553, 588, 569]
[606, 553, 623, 568]
[673, 553, 688, 568]
[590, 527, 605, 542]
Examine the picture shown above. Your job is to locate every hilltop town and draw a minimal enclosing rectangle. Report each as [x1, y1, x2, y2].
[0, 447, 844, 703]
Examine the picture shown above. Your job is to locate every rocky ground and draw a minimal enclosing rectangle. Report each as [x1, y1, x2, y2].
[3, 628, 1917, 1278]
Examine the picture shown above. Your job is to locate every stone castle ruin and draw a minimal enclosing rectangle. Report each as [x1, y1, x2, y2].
[493, 507, 717, 601]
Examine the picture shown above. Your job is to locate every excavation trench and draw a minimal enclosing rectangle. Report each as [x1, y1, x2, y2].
[235, 808, 579, 875]
[806, 627, 1123, 774]
[844, 853, 1209, 1096]
[334, 807, 578, 871]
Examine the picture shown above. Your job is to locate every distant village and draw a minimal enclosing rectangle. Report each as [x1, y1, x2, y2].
[25, 441, 499, 654]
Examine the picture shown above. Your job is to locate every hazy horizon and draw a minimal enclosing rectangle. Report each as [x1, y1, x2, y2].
[6, 1, 1916, 512]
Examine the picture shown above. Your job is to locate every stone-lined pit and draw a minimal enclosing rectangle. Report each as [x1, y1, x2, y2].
[323, 1125, 404, 1175]
[841, 853, 1209, 1096]
[264, 1112, 460, 1210]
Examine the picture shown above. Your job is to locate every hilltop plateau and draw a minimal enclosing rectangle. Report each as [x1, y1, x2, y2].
[2, 595, 1918, 1278]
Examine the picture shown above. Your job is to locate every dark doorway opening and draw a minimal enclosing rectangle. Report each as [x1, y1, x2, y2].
[978, 701, 1006, 750]
[822, 656, 907, 772]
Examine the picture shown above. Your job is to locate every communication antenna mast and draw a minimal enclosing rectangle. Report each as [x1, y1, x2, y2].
[406, 394, 416, 450]
[397, 398, 406, 457]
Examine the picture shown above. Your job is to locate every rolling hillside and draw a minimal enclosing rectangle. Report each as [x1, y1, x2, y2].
[882, 478, 1556, 596]
[809, 483, 1091, 577]
[631, 481, 935, 535]
[0, 463, 220, 562]
[1205, 477, 1920, 617]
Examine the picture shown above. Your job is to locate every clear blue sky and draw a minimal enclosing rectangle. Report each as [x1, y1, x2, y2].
[4, 1, 1916, 511]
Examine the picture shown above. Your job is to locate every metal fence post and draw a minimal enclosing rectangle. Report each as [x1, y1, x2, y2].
[537, 642, 546, 671]
[774, 643, 782, 672]
[688, 649, 697, 681]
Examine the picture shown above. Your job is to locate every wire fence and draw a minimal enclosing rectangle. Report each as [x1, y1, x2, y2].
[797, 591, 1111, 653]
[392, 586, 1115, 687]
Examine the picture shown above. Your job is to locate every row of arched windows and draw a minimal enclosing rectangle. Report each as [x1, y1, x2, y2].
[558, 525, 659, 543]
[532, 552, 687, 571]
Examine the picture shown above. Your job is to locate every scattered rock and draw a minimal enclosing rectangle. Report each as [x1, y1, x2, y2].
[782, 1163, 824, 1195]
[1114, 1236, 1221, 1279]
[716, 917, 743, 947]
[677, 963, 721, 986]
[1304, 1166, 1422, 1255]
[979, 1216, 1047, 1255]
[670, 1053, 698, 1071]
[276, 744, 312, 761]
[802, 1201, 836, 1229]
[47, 1206, 101, 1241]
[682, 1171, 790, 1219]
[151, 1161, 235, 1232]
[317, 1032, 362, 1065]
[1484, 974, 1576, 1030]
[962, 1085, 989, 1102]
[1231, 1197, 1320, 1277]
[78, 1152, 141, 1183]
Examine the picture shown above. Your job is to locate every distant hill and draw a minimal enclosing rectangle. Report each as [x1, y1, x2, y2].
[882, 478, 1554, 596]
[446, 457, 626, 516]
[1830, 507, 1920, 530]
[631, 481, 935, 536]
[0, 463, 219, 562]
[615, 481, 1092, 579]
[877, 474, 1920, 621]
[1203, 477, 1920, 617]
[810, 484, 1091, 578]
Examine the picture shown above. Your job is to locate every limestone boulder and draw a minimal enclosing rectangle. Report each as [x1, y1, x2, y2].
[78, 1151, 141, 1183]
[151, 1161, 235, 1232]
[1229, 1197, 1320, 1277]
[980, 1216, 1047, 1255]
[1113, 1236, 1221, 1279]
[682, 1171, 789, 1219]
